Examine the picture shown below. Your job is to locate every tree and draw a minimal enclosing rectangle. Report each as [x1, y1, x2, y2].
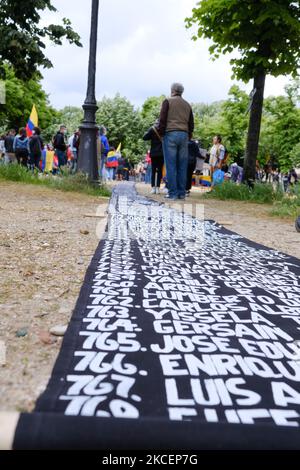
[96, 94, 145, 163]
[258, 81, 300, 171]
[291, 143, 300, 169]
[192, 101, 223, 121]
[0, 0, 82, 80]
[191, 87, 248, 158]
[220, 85, 249, 160]
[141, 96, 166, 130]
[58, 106, 84, 133]
[193, 111, 223, 149]
[0, 65, 58, 133]
[186, 0, 300, 182]
[191, 101, 222, 147]
[41, 106, 84, 142]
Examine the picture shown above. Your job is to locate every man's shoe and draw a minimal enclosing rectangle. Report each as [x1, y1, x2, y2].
[150, 188, 156, 194]
[164, 194, 177, 200]
[156, 188, 160, 194]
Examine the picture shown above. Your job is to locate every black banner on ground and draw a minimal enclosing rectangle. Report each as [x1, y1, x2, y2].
[13, 183, 300, 449]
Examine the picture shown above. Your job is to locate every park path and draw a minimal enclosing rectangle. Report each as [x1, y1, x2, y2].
[12, 182, 300, 449]
[0, 182, 106, 412]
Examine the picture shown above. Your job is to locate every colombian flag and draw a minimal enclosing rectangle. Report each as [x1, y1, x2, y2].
[106, 150, 118, 168]
[41, 149, 55, 172]
[26, 105, 38, 137]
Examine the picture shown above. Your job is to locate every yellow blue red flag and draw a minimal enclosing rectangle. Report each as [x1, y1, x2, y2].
[26, 105, 38, 137]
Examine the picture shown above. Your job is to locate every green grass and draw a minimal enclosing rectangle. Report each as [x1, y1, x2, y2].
[205, 181, 300, 219]
[0, 163, 111, 198]
[270, 196, 300, 218]
[205, 181, 284, 204]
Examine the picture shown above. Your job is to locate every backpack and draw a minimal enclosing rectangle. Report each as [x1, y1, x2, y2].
[15, 136, 28, 150]
[213, 169, 225, 185]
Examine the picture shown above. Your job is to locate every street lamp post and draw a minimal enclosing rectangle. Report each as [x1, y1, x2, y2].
[77, 0, 99, 181]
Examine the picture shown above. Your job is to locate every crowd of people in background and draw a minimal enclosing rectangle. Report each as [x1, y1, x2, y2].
[0, 127, 44, 170]
[139, 83, 299, 197]
[0, 124, 133, 180]
[0, 82, 299, 196]
[98, 127, 133, 182]
[256, 164, 298, 191]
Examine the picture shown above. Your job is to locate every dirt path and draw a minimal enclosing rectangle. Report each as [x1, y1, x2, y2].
[0, 182, 108, 412]
[0, 181, 299, 413]
[136, 183, 300, 259]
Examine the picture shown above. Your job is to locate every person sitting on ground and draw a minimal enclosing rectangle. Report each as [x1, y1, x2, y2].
[143, 119, 164, 194]
[229, 162, 243, 183]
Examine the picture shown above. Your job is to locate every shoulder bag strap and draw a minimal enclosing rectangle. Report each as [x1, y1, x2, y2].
[152, 126, 162, 142]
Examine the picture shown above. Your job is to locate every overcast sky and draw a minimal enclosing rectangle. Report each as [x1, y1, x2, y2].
[41, 0, 290, 110]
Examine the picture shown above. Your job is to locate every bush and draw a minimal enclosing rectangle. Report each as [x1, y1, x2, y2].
[206, 181, 284, 204]
[0, 164, 111, 198]
[251, 183, 284, 204]
[205, 180, 300, 219]
[206, 181, 251, 201]
[270, 195, 300, 218]
[0, 162, 38, 183]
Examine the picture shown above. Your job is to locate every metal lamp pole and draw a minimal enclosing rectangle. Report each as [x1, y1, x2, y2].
[77, 0, 99, 181]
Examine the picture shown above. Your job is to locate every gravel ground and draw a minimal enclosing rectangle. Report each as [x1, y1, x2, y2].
[0, 180, 299, 412]
[0, 182, 108, 412]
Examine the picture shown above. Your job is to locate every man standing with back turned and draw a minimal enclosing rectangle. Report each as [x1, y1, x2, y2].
[158, 83, 194, 200]
[53, 125, 67, 168]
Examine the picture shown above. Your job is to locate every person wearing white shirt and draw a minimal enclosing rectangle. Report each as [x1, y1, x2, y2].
[68, 133, 76, 152]
[209, 135, 225, 177]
